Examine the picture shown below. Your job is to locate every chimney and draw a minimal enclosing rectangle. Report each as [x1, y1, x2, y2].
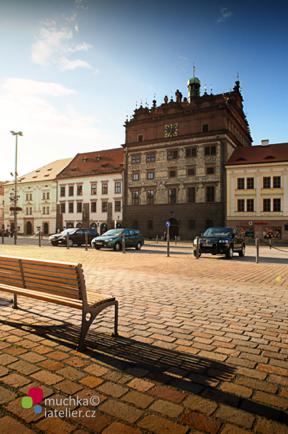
[261, 139, 269, 146]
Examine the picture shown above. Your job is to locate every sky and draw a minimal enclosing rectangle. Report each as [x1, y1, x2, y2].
[0, 0, 288, 179]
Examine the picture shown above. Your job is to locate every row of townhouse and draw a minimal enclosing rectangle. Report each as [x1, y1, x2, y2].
[2, 140, 288, 240]
[3, 148, 123, 236]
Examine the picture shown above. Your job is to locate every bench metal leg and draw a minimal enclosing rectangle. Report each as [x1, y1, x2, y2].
[112, 301, 119, 337]
[12, 293, 18, 309]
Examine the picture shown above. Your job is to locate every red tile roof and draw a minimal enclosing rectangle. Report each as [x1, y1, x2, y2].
[227, 143, 288, 166]
[57, 148, 124, 179]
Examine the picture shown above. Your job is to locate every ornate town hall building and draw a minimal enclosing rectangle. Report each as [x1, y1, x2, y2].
[123, 74, 252, 239]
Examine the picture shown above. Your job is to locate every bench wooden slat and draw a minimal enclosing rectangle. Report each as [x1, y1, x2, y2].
[0, 255, 118, 349]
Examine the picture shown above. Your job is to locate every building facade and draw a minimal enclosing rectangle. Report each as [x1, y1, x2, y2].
[0, 182, 4, 230]
[226, 142, 288, 240]
[56, 149, 124, 233]
[123, 76, 252, 239]
[3, 159, 71, 235]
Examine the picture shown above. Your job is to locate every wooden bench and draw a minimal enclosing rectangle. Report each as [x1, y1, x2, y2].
[0, 255, 118, 350]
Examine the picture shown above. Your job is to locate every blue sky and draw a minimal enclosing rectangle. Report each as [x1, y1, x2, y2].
[0, 0, 288, 179]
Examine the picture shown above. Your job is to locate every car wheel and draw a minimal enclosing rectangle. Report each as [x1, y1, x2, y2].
[135, 242, 142, 250]
[225, 246, 233, 259]
[95, 246, 101, 250]
[193, 250, 201, 258]
[51, 241, 57, 246]
[239, 245, 245, 257]
[114, 242, 121, 251]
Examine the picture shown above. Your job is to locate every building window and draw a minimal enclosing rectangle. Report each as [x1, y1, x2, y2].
[168, 168, 177, 178]
[114, 181, 121, 194]
[25, 193, 32, 201]
[46, 206, 49, 215]
[68, 202, 74, 213]
[246, 177, 254, 189]
[60, 186, 65, 197]
[68, 185, 74, 197]
[237, 178, 245, 190]
[147, 170, 155, 180]
[132, 172, 140, 181]
[147, 190, 155, 205]
[102, 201, 108, 213]
[263, 198, 271, 212]
[147, 220, 153, 230]
[132, 190, 140, 205]
[29, 207, 32, 215]
[273, 198, 281, 212]
[146, 152, 156, 163]
[60, 202, 65, 213]
[114, 200, 121, 212]
[206, 186, 215, 202]
[102, 182, 108, 195]
[168, 188, 177, 204]
[246, 199, 254, 212]
[91, 183, 97, 195]
[91, 201, 96, 213]
[263, 177, 271, 189]
[42, 192, 45, 200]
[77, 202, 82, 213]
[187, 187, 196, 203]
[185, 147, 197, 158]
[188, 219, 196, 230]
[205, 145, 216, 156]
[187, 166, 195, 176]
[42, 207, 46, 215]
[167, 149, 178, 160]
[138, 134, 143, 142]
[47, 192, 50, 200]
[273, 176, 281, 188]
[206, 167, 215, 175]
[77, 184, 83, 196]
[131, 154, 141, 164]
[237, 199, 245, 212]
[202, 124, 209, 133]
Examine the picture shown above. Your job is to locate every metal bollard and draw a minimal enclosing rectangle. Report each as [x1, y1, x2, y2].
[195, 236, 200, 259]
[156, 234, 158, 244]
[85, 231, 88, 251]
[166, 226, 170, 257]
[1, 233, 4, 244]
[122, 233, 126, 253]
[67, 232, 70, 249]
[255, 238, 259, 263]
[175, 235, 177, 245]
[269, 238, 272, 250]
[38, 230, 41, 247]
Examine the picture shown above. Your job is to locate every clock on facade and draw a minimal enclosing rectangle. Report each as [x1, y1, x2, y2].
[164, 123, 178, 138]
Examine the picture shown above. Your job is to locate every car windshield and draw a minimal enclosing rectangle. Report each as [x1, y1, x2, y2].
[203, 228, 233, 237]
[62, 229, 77, 235]
[102, 229, 123, 237]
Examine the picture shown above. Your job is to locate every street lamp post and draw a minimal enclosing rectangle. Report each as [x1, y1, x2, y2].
[10, 131, 23, 245]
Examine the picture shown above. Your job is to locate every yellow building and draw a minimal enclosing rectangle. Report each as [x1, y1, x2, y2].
[226, 142, 288, 240]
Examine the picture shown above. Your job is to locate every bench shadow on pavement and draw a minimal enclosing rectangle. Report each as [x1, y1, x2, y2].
[1, 312, 287, 425]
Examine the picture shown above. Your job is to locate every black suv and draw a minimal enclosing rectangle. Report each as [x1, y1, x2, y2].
[49, 228, 99, 247]
[193, 227, 245, 259]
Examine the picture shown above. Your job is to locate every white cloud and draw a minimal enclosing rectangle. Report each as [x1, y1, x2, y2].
[0, 77, 113, 179]
[60, 57, 92, 71]
[31, 12, 93, 71]
[217, 7, 232, 23]
[2, 78, 75, 97]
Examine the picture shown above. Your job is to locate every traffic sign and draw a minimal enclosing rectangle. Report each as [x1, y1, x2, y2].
[165, 220, 171, 228]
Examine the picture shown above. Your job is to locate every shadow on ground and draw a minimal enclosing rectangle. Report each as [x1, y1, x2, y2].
[1, 308, 287, 426]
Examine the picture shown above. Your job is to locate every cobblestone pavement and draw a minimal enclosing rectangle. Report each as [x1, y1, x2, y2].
[0, 245, 287, 433]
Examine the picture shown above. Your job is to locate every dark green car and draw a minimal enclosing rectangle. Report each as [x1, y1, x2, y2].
[91, 228, 144, 251]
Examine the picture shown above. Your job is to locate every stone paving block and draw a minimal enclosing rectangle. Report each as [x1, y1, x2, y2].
[139, 414, 188, 434]
[35, 417, 75, 434]
[123, 390, 155, 409]
[97, 381, 128, 398]
[1, 373, 31, 387]
[100, 399, 143, 423]
[5, 397, 43, 424]
[0, 385, 16, 404]
[179, 410, 221, 434]
[55, 379, 83, 395]
[31, 369, 63, 385]
[0, 416, 35, 434]
[183, 394, 217, 415]
[8, 359, 40, 375]
[149, 385, 187, 403]
[255, 416, 288, 434]
[79, 375, 104, 388]
[149, 398, 183, 417]
[215, 404, 255, 429]
[102, 422, 142, 434]
[127, 378, 155, 392]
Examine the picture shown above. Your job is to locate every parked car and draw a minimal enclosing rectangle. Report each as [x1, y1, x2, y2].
[91, 228, 144, 251]
[49, 228, 99, 247]
[193, 227, 245, 259]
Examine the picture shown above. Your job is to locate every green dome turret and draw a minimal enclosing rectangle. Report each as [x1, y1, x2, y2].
[187, 66, 201, 101]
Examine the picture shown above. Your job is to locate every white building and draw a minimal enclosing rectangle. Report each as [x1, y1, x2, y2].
[56, 148, 124, 233]
[3, 159, 71, 235]
[226, 142, 288, 240]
